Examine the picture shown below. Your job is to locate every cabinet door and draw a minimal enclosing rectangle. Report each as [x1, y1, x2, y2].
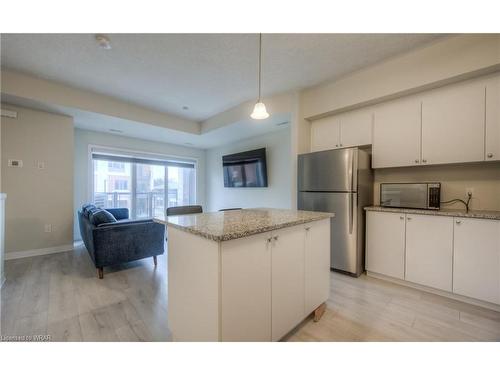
[453, 218, 500, 304]
[373, 97, 422, 168]
[221, 232, 271, 341]
[421, 81, 485, 165]
[405, 215, 454, 291]
[366, 211, 406, 279]
[339, 108, 373, 148]
[485, 75, 500, 161]
[271, 226, 305, 341]
[311, 115, 341, 152]
[304, 219, 331, 315]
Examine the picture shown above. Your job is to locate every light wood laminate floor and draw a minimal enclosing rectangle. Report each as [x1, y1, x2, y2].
[1, 245, 499, 341]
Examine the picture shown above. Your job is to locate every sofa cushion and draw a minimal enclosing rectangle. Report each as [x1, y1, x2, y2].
[89, 209, 117, 226]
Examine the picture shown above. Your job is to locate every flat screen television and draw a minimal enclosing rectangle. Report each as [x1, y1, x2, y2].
[223, 148, 268, 188]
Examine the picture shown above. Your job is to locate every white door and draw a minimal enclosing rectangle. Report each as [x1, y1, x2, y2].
[485, 75, 500, 161]
[366, 211, 406, 279]
[339, 108, 373, 148]
[421, 80, 486, 165]
[304, 219, 331, 315]
[373, 96, 422, 168]
[271, 226, 306, 341]
[310, 115, 341, 152]
[405, 214, 454, 291]
[221, 232, 272, 341]
[453, 218, 500, 304]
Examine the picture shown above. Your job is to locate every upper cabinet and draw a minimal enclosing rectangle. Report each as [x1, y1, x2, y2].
[421, 80, 486, 165]
[485, 75, 500, 161]
[310, 115, 341, 152]
[372, 96, 422, 168]
[339, 109, 373, 148]
[311, 108, 372, 152]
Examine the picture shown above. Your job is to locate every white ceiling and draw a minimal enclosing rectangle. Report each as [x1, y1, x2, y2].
[1, 34, 443, 121]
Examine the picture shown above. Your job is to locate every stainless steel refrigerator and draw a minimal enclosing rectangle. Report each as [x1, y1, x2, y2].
[298, 147, 373, 276]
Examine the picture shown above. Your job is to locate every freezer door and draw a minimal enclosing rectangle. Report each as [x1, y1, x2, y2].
[298, 191, 358, 274]
[298, 148, 358, 192]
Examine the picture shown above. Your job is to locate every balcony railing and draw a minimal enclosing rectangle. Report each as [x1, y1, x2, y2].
[93, 190, 180, 219]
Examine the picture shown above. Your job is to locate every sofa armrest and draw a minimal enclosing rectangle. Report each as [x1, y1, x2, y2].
[105, 208, 129, 220]
[91, 220, 165, 267]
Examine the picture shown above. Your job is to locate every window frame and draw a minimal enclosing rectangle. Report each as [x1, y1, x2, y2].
[88, 144, 198, 219]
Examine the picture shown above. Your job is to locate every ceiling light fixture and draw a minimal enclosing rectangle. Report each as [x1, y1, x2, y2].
[95, 34, 112, 50]
[250, 34, 269, 120]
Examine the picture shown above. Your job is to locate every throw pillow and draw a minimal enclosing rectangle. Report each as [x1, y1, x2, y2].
[89, 209, 117, 226]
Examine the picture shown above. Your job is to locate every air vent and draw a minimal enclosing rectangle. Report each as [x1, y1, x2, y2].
[276, 121, 289, 126]
[1, 109, 18, 119]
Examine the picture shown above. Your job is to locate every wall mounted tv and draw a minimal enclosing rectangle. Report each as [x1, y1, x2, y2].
[223, 148, 268, 188]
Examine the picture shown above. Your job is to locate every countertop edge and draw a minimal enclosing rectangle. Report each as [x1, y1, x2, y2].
[364, 206, 500, 220]
[157, 214, 333, 242]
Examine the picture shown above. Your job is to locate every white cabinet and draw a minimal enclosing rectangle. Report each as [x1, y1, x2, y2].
[339, 109, 372, 148]
[405, 214, 454, 292]
[304, 219, 331, 315]
[453, 218, 500, 304]
[366, 211, 406, 279]
[271, 226, 305, 341]
[485, 75, 500, 161]
[373, 96, 422, 168]
[311, 115, 341, 152]
[310, 109, 372, 152]
[421, 81, 486, 165]
[221, 232, 272, 341]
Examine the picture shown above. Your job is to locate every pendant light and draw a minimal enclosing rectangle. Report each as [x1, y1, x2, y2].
[250, 33, 270, 120]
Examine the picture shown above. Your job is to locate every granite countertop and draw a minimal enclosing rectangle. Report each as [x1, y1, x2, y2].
[154, 208, 334, 241]
[364, 206, 500, 220]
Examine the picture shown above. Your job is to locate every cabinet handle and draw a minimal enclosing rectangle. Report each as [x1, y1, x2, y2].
[267, 237, 272, 243]
[340, 144, 343, 147]
[415, 160, 419, 164]
[407, 217, 412, 221]
[456, 220, 461, 225]
[273, 236, 279, 241]
[487, 153, 493, 158]
[305, 227, 311, 231]
[335, 144, 339, 147]
[422, 159, 427, 163]
[400, 216, 404, 220]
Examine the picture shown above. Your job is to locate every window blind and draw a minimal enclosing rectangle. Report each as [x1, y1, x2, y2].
[92, 153, 195, 169]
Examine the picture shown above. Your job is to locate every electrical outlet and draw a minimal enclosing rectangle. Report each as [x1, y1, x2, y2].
[44, 224, 52, 233]
[36, 161, 46, 169]
[466, 187, 474, 197]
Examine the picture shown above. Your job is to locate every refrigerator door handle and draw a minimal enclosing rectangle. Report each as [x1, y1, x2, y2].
[349, 149, 354, 192]
[348, 193, 353, 234]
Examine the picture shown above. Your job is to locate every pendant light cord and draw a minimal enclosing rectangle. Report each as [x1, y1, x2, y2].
[258, 33, 262, 102]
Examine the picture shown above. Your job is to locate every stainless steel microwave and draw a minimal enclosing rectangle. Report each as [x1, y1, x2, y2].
[380, 183, 441, 210]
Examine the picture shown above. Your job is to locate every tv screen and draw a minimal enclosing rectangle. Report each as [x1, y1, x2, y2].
[223, 148, 268, 188]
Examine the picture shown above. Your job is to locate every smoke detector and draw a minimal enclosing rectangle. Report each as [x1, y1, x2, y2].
[95, 34, 112, 50]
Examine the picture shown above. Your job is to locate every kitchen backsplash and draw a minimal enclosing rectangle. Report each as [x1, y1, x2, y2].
[373, 162, 500, 211]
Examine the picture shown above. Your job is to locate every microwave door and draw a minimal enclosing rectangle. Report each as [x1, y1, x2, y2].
[381, 184, 428, 208]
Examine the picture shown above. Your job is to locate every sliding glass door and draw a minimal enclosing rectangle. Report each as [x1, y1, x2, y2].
[92, 151, 196, 219]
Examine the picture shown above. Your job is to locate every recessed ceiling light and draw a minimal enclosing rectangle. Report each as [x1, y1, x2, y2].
[109, 128, 123, 133]
[182, 106, 189, 110]
[96, 34, 112, 50]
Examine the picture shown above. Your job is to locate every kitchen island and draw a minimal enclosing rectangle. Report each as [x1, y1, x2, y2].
[155, 208, 333, 341]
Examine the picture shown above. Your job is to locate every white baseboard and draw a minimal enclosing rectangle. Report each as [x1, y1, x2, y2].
[5, 243, 75, 260]
[366, 271, 500, 313]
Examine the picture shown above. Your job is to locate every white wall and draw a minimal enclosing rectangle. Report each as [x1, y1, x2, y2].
[1, 105, 74, 254]
[205, 128, 292, 212]
[74, 128, 206, 240]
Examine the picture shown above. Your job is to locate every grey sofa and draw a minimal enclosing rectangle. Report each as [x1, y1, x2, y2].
[78, 205, 165, 279]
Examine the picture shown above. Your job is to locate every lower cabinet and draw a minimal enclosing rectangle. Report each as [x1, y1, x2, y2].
[366, 211, 406, 279]
[271, 225, 305, 341]
[221, 219, 331, 341]
[366, 211, 500, 306]
[405, 215, 454, 292]
[453, 218, 500, 304]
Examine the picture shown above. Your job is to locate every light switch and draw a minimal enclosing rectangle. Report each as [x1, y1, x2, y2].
[36, 161, 46, 169]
